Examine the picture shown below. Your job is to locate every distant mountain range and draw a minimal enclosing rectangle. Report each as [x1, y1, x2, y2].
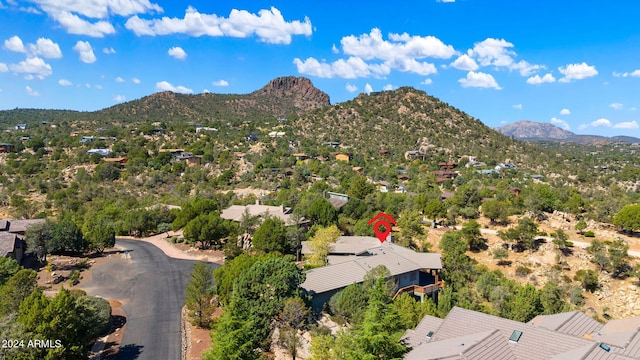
[496, 120, 640, 144]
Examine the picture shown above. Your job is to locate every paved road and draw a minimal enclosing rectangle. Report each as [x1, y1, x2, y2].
[81, 239, 220, 360]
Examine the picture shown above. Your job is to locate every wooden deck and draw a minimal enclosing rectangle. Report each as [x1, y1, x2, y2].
[392, 281, 444, 300]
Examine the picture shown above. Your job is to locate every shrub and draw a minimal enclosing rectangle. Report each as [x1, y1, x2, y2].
[584, 231, 595, 237]
[515, 266, 532, 277]
[68, 270, 82, 286]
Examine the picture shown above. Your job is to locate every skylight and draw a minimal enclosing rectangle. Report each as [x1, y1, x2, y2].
[599, 343, 611, 352]
[509, 330, 523, 343]
[426, 331, 434, 339]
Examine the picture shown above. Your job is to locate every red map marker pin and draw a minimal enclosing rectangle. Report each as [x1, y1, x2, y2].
[368, 212, 396, 243]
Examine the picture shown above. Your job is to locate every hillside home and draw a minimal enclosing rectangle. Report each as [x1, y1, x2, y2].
[268, 131, 286, 138]
[0, 143, 14, 153]
[300, 237, 443, 311]
[375, 181, 390, 193]
[14, 124, 27, 130]
[324, 142, 341, 148]
[87, 149, 111, 157]
[379, 149, 391, 156]
[335, 153, 351, 162]
[102, 157, 127, 167]
[292, 153, 309, 161]
[404, 150, 425, 160]
[175, 152, 202, 166]
[403, 306, 640, 360]
[352, 166, 364, 173]
[0, 219, 46, 264]
[80, 136, 95, 143]
[324, 191, 350, 209]
[431, 170, 458, 183]
[245, 134, 259, 142]
[195, 127, 218, 133]
[437, 161, 458, 170]
[220, 201, 307, 227]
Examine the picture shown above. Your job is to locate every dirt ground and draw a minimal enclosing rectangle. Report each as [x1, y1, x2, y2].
[423, 213, 640, 320]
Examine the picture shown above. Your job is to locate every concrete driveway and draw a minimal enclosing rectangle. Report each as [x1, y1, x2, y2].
[81, 238, 220, 360]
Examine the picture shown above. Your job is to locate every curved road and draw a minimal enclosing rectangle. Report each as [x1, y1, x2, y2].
[81, 239, 220, 360]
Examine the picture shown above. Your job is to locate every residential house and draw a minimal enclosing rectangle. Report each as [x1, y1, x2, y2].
[352, 166, 364, 173]
[176, 152, 202, 166]
[379, 149, 391, 156]
[80, 136, 95, 143]
[437, 161, 458, 170]
[87, 149, 111, 157]
[195, 127, 218, 133]
[0, 219, 46, 264]
[395, 184, 407, 193]
[268, 131, 286, 138]
[404, 150, 425, 161]
[324, 142, 341, 148]
[335, 153, 351, 162]
[292, 153, 309, 161]
[431, 170, 458, 183]
[0, 143, 14, 153]
[324, 191, 350, 209]
[14, 124, 27, 130]
[158, 149, 185, 157]
[300, 237, 443, 311]
[403, 306, 640, 360]
[245, 134, 259, 142]
[375, 181, 390, 193]
[102, 157, 127, 167]
[220, 201, 307, 227]
[277, 116, 288, 122]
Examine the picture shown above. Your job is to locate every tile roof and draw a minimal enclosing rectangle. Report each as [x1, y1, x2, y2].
[0, 219, 45, 234]
[530, 311, 602, 337]
[407, 307, 596, 360]
[401, 315, 443, 348]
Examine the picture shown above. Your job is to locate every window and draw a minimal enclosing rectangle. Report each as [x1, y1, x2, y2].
[509, 330, 523, 343]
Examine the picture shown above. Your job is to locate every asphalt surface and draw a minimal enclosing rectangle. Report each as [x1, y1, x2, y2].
[81, 238, 220, 360]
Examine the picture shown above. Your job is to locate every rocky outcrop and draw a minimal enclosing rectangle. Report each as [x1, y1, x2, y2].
[497, 120, 574, 140]
[252, 76, 330, 109]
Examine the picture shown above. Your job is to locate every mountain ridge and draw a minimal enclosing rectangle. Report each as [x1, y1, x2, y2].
[496, 120, 640, 144]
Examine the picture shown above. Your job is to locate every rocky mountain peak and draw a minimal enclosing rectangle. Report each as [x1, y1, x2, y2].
[253, 76, 330, 108]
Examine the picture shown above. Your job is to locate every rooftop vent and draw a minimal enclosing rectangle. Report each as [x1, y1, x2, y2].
[509, 330, 523, 343]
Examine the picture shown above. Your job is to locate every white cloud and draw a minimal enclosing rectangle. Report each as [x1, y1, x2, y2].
[613, 121, 638, 129]
[364, 83, 373, 94]
[73, 41, 96, 63]
[550, 117, 570, 130]
[383, 84, 393, 91]
[421, 78, 433, 85]
[26, 0, 161, 37]
[450, 54, 478, 71]
[212, 79, 229, 86]
[466, 38, 542, 76]
[113, 94, 126, 102]
[293, 56, 390, 79]
[94, 84, 102, 89]
[25, 85, 39, 96]
[438, 0, 456, 2]
[590, 118, 611, 127]
[9, 57, 52, 79]
[609, 102, 623, 110]
[155, 81, 193, 94]
[115, 76, 125, 83]
[103, 47, 116, 54]
[49, 11, 116, 37]
[613, 70, 640, 78]
[132, 77, 141, 84]
[558, 62, 598, 82]
[331, 44, 339, 54]
[58, 79, 72, 86]
[458, 71, 501, 90]
[0, 63, 7, 72]
[341, 28, 455, 61]
[512, 104, 522, 110]
[168, 46, 187, 60]
[3, 35, 25, 52]
[126, 6, 312, 45]
[29, 38, 62, 58]
[526, 73, 556, 84]
[345, 83, 357, 92]
[296, 28, 456, 79]
[560, 108, 571, 115]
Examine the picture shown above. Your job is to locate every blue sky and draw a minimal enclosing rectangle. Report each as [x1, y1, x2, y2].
[1, 0, 640, 136]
